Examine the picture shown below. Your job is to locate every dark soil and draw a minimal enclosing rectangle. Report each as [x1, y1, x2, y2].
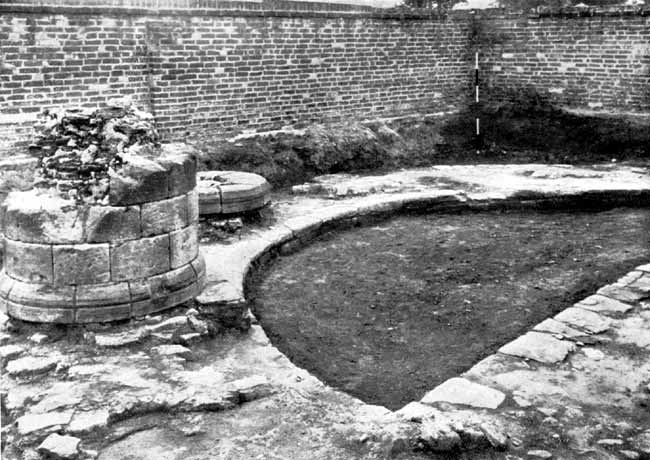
[250, 207, 650, 410]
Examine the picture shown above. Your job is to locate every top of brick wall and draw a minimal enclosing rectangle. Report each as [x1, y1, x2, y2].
[2, 0, 647, 19]
[0, 0, 464, 19]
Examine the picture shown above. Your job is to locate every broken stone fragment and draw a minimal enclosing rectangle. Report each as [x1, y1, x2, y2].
[576, 294, 633, 314]
[29, 332, 49, 344]
[108, 156, 168, 206]
[479, 422, 508, 450]
[228, 375, 274, 402]
[17, 410, 74, 435]
[395, 402, 440, 422]
[178, 332, 203, 346]
[94, 329, 147, 348]
[554, 307, 612, 334]
[6, 355, 59, 377]
[498, 331, 575, 364]
[0, 344, 24, 360]
[420, 377, 505, 409]
[37, 433, 81, 459]
[151, 344, 195, 361]
[67, 409, 110, 435]
[418, 417, 461, 452]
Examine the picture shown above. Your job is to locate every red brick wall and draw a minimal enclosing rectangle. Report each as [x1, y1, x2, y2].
[0, 3, 473, 156]
[479, 10, 650, 112]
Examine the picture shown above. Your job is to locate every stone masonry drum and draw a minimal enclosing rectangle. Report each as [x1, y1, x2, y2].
[0, 144, 206, 323]
[197, 171, 271, 215]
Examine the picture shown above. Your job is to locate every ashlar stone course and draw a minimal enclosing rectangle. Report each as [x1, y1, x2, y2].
[110, 234, 170, 281]
[53, 243, 111, 285]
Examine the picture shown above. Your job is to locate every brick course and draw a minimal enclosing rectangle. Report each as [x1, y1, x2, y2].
[0, 3, 472, 156]
[1, 3, 648, 158]
[479, 11, 650, 111]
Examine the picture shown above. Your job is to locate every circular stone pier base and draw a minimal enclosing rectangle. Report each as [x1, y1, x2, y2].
[197, 171, 271, 215]
[0, 145, 206, 323]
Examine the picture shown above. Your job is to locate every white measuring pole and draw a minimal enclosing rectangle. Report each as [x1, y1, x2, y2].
[475, 51, 480, 144]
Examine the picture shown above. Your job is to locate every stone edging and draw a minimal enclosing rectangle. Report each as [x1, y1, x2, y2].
[197, 186, 650, 411]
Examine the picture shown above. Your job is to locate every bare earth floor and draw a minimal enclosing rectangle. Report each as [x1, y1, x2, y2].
[2, 164, 650, 460]
[251, 208, 650, 409]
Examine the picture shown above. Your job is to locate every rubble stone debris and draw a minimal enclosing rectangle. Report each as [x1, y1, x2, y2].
[30, 100, 159, 204]
[0, 100, 206, 323]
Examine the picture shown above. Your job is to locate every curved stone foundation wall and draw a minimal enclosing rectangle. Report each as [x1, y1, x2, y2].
[0, 146, 206, 323]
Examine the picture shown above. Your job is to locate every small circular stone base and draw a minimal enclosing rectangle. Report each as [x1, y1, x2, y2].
[197, 171, 271, 215]
[0, 255, 206, 323]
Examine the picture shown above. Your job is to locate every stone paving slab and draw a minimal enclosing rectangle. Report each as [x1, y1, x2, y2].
[3, 164, 650, 460]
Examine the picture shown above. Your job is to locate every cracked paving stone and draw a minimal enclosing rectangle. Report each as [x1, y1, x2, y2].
[532, 319, 586, 339]
[498, 331, 575, 364]
[553, 307, 612, 334]
[576, 294, 634, 314]
[598, 284, 647, 304]
[420, 377, 505, 409]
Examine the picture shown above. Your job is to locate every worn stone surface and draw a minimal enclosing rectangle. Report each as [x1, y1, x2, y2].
[108, 157, 169, 206]
[94, 329, 146, 347]
[159, 145, 197, 197]
[0, 344, 24, 360]
[141, 194, 189, 237]
[110, 234, 170, 281]
[418, 417, 462, 452]
[17, 411, 74, 435]
[53, 243, 111, 285]
[4, 239, 53, 283]
[75, 282, 131, 308]
[3, 190, 84, 244]
[532, 318, 586, 339]
[527, 449, 553, 459]
[151, 344, 194, 361]
[169, 225, 199, 269]
[576, 294, 634, 314]
[554, 307, 612, 333]
[498, 331, 576, 363]
[6, 355, 58, 377]
[196, 281, 244, 305]
[37, 433, 80, 459]
[67, 409, 110, 435]
[197, 171, 271, 215]
[85, 205, 141, 243]
[598, 283, 647, 304]
[421, 378, 505, 409]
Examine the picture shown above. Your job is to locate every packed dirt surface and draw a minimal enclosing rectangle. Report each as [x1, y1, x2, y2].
[251, 207, 650, 409]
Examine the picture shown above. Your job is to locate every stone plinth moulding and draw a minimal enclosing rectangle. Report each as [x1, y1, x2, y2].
[0, 144, 206, 323]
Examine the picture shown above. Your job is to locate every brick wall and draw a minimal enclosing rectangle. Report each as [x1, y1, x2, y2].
[2, 2, 649, 160]
[0, 2, 472, 156]
[479, 10, 650, 112]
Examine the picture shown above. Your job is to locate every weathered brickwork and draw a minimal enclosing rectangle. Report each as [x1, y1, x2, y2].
[479, 12, 650, 111]
[0, 3, 472, 157]
[1, 3, 648, 159]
